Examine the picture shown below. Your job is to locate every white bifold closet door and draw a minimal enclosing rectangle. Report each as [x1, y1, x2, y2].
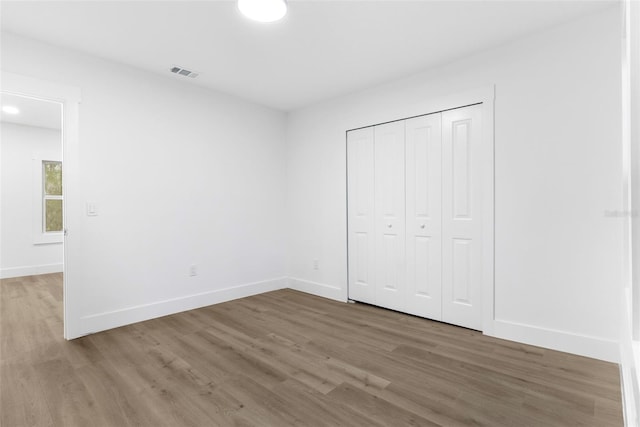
[347, 127, 376, 305]
[441, 106, 483, 330]
[405, 114, 442, 320]
[347, 104, 483, 331]
[374, 121, 406, 312]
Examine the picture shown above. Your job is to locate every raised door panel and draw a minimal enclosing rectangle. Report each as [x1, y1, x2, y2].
[374, 121, 406, 311]
[442, 105, 483, 330]
[405, 114, 442, 319]
[347, 127, 376, 304]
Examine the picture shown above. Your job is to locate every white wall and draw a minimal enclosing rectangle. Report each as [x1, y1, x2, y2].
[286, 6, 623, 362]
[1, 123, 63, 278]
[1, 33, 288, 338]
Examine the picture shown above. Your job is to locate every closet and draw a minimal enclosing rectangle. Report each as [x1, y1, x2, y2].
[347, 104, 483, 330]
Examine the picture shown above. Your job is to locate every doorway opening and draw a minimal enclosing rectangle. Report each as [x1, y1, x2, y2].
[1, 93, 64, 332]
[1, 72, 81, 339]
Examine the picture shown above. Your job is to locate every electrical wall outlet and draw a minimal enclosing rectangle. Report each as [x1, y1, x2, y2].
[313, 259, 319, 270]
[189, 264, 198, 277]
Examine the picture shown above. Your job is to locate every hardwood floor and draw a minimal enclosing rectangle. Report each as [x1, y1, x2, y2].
[1, 273, 623, 426]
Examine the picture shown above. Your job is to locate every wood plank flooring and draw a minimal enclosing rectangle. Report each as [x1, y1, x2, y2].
[1, 273, 623, 426]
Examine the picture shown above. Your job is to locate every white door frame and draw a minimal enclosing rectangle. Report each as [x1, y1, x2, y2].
[345, 85, 495, 334]
[2, 71, 82, 339]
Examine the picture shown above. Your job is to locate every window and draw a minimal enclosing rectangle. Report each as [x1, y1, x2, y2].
[33, 154, 63, 245]
[42, 160, 62, 232]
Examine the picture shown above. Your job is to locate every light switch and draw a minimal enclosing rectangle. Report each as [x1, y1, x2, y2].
[86, 202, 98, 216]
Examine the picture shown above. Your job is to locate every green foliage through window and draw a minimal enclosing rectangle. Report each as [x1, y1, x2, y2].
[44, 162, 62, 195]
[43, 161, 63, 233]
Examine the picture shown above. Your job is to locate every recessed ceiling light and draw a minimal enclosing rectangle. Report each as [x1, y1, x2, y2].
[238, 0, 287, 23]
[2, 105, 20, 115]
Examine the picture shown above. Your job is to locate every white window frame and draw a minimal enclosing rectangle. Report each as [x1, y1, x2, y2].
[33, 152, 63, 245]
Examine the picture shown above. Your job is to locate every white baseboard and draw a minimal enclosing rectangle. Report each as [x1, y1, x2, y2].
[66, 275, 621, 366]
[287, 277, 346, 302]
[620, 343, 640, 427]
[287, 278, 620, 363]
[0, 263, 63, 279]
[491, 318, 620, 363]
[69, 277, 287, 339]
[620, 288, 639, 427]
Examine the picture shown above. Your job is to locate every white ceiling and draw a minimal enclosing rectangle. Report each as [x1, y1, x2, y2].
[0, 93, 62, 131]
[1, 0, 616, 111]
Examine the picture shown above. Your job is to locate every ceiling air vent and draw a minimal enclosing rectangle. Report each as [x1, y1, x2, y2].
[170, 66, 199, 79]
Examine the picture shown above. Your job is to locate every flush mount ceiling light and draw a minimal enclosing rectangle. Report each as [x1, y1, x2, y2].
[238, 0, 287, 23]
[1, 105, 20, 115]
